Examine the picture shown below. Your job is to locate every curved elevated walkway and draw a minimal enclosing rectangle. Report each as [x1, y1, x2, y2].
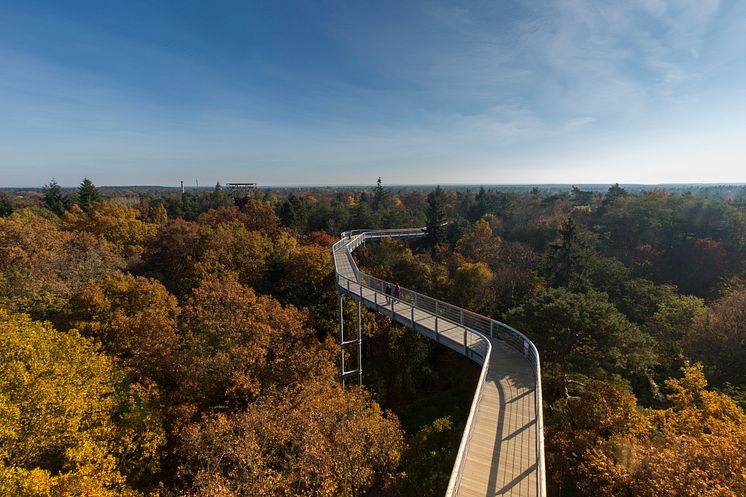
[333, 229, 546, 497]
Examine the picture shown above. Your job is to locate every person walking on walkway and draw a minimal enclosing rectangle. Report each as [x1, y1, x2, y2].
[385, 284, 392, 304]
[393, 283, 401, 300]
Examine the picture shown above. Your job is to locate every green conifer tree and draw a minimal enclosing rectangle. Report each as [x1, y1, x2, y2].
[373, 177, 387, 211]
[76, 177, 100, 212]
[425, 185, 447, 248]
[603, 183, 628, 206]
[0, 192, 13, 217]
[545, 218, 594, 291]
[42, 179, 71, 216]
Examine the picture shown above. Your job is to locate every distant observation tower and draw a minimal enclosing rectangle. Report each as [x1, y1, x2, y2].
[226, 182, 258, 207]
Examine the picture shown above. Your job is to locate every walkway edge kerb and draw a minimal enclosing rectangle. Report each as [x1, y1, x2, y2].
[333, 228, 547, 497]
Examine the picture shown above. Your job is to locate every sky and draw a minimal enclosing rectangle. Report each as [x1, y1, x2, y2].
[0, 0, 745, 186]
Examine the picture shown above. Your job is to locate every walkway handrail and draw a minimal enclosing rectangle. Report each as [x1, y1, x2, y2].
[333, 228, 546, 497]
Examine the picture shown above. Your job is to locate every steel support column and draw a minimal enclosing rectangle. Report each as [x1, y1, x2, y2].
[339, 292, 345, 388]
[357, 299, 362, 386]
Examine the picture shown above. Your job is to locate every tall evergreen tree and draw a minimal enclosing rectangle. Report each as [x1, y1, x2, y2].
[467, 186, 489, 221]
[603, 183, 628, 206]
[425, 185, 447, 248]
[279, 194, 308, 232]
[570, 185, 594, 204]
[545, 218, 594, 291]
[0, 192, 13, 217]
[42, 179, 71, 216]
[373, 177, 387, 211]
[76, 177, 100, 212]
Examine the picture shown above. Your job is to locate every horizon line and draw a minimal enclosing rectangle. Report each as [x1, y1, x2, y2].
[3, 182, 746, 190]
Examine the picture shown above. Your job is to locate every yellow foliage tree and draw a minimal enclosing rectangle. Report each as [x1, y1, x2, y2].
[62, 202, 158, 258]
[456, 217, 502, 265]
[0, 310, 156, 496]
[558, 366, 746, 497]
[629, 364, 746, 496]
[195, 221, 273, 289]
[648, 363, 746, 438]
[450, 262, 494, 313]
[546, 380, 648, 496]
[271, 242, 335, 308]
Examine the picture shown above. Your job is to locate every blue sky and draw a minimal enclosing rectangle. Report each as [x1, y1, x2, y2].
[1, 0, 745, 186]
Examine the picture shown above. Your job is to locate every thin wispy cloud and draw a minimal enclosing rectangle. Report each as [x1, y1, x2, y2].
[0, 0, 744, 185]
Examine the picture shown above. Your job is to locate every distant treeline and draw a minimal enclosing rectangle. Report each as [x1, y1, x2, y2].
[4, 181, 746, 201]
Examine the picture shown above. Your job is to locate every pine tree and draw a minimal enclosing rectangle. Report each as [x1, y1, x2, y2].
[42, 179, 71, 216]
[545, 218, 594, 291]
[373, 177, 387, 211]
[0, 192, 13, 217]
[603, 183, 628, 206]
[468, 186, 489, 221]
[77, 177, 100, 212]
[425, 185, 447, 248]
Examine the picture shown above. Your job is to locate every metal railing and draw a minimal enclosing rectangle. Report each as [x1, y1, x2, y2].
[333, 228, 546, 497]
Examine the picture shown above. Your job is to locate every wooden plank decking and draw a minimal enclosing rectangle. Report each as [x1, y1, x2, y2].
[333, 235, 541, 497]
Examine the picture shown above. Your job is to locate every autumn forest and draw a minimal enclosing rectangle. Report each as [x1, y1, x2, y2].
[1, 180, 746, 497]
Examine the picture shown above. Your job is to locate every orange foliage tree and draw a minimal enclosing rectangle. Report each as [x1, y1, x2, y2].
[177, 274, 337, 410]
[685, 288, 746, 386]
[196, 200, 280, 235]
[178, 379, 403, 497]
[70, 272, 181, 386]
[144, 218, 202, 296]
[549, 365, 746, 497]
[62, 202, 158, 259]
[0, 208, 123, 319]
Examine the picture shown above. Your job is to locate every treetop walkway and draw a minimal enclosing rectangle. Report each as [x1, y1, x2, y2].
[332, 228, 546, 497]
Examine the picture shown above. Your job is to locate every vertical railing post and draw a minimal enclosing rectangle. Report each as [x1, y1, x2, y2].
[435, 315, 439, 340]
[460, 309, 464, 325]
[490, 320, 494, 339]
[411, 303, 415, 327]
[374, 291, 378, 311]
[463, 328, 468, 355]
[435, 301, 439, 317]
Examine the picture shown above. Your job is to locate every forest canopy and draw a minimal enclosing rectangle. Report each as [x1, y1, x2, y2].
[1, 179, 745, 496]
